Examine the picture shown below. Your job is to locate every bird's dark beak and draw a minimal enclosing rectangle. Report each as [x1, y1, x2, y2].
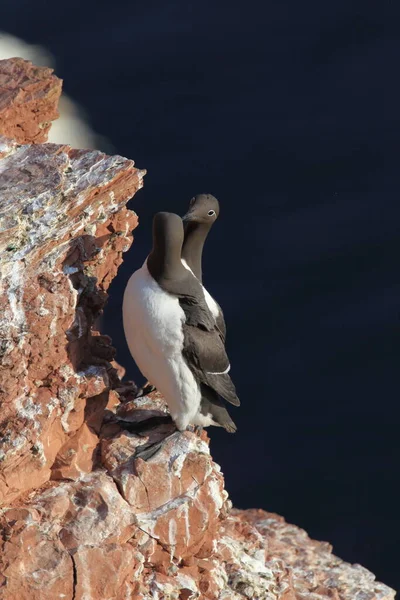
[182, 210, 196, 223]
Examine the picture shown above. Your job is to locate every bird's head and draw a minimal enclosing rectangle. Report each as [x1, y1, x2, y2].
[182, 193, 220, 225]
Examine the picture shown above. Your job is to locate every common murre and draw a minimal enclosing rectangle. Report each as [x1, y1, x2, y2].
[122, 212, 238, 448]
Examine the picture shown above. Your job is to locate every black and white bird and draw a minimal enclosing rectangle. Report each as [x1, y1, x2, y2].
[122, 212, 239, 434]
[181, 194, 226, 341]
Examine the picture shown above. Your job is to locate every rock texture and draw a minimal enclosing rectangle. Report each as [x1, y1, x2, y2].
[0, 133, 143, 505]
[0, 58, 395, 600]
[0, 58, 62, 144]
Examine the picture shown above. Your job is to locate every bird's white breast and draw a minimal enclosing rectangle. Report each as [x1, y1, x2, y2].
[123, 262, 184, 353]
[122, 262, 201, 430]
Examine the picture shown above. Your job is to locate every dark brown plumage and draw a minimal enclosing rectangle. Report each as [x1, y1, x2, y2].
[147, 212, 240, 426]
[182, 194, 227, 341]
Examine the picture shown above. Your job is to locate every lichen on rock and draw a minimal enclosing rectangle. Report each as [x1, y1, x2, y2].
[0, 58, 395, 600]
[0, 130, 143, 505]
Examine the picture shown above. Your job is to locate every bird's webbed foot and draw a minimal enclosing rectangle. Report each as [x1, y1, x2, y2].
[134, 382, 157, 399]
[186, 424, 203, 437]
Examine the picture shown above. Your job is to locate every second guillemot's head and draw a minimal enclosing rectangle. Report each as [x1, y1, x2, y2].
[182, 194, 220, 225]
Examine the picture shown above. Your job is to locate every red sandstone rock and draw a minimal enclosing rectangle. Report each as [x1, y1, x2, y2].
[0, 133, 143, 504]
[0, 506, 74, 600]
[0, 57, 395, 600]
[0, 58, 62, 144]
[51, 422, 99, 480]
[116, 389, 171, 422]
[73, 544, 138, 600]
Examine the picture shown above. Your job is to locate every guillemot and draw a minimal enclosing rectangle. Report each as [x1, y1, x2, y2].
[122, 212, 238, 440]
[182, 194, 226, 340]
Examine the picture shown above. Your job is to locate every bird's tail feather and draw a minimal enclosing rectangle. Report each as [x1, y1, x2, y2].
[201, 385, 237, 433]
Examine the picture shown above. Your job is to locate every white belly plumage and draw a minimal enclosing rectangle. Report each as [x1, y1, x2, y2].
[122, 262, 201, 431]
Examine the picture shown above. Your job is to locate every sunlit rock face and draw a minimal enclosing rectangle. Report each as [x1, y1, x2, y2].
[0, 33, 101, 149]
[0, 57, 395, 600]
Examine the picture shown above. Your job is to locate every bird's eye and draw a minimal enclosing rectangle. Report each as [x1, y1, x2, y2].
[208, 210, 215, 216]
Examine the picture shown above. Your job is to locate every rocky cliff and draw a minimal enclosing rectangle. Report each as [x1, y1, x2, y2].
[0, 58, 395, 600]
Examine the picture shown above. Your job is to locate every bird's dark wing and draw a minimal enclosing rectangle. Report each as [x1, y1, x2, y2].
[156, 267, 239, 406]
[215, 303, 227, 342]
[178, 295, 215, 331]
[182, 324, 240, 407]
[157, 272, 215, 331]
[203, 372, 239, 406]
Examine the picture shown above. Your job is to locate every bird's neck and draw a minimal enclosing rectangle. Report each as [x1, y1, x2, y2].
[147, 242, 183, 282]
[182, 222, 211, 282]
